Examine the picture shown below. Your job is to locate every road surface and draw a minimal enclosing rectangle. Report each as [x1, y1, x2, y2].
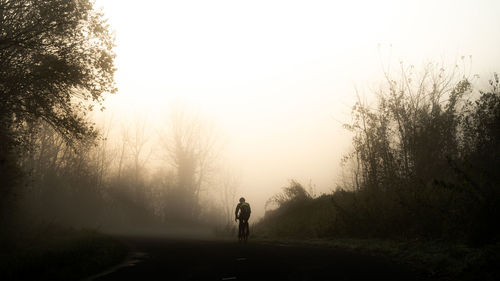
[90, 236, 432, 281]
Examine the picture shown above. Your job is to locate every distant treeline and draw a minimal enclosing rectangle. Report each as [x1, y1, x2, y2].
[2, 109, 230, 234]
[0, 0, 235, 239]
[257, 66, 500, 246]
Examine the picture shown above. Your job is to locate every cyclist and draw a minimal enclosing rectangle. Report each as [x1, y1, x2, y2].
[235, 197, 251, 241]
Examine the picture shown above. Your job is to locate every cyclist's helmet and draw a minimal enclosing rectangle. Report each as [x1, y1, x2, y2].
[239, 197, 245, 203]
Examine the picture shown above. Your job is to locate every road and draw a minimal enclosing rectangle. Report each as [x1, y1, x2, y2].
[90, 236, 432, 281]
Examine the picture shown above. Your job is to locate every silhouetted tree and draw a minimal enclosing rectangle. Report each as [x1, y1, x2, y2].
[337, 61, 500, 243]
[0, 0, 115, 221]
[258, 66, 499, 245]
[0, 0, 115, 143]
[454, 73, 500, 244]
[216, 170, 239, 226]
[266, 180, 312, 211]
[159, 106, 219, 222]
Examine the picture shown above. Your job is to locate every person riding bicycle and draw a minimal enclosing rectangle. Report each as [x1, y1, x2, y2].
[235, 197, 251, 241]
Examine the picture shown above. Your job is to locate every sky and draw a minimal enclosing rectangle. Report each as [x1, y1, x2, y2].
[94, 0, 500, 218]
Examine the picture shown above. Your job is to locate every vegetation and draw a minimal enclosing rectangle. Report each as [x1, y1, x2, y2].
[1, 1, 499, 280]
[0, 0, 115, 224]
[255, 66, 500, 280]
[0, 1, 125, 279]
[253, 236, 500, 281]
[8, 108, 229, 233]
[335, 66, 500, 245]
[0, 0, 115, 141]
[1, 1, 232, 276]
[0, 0, 231, 232]
[0, 225, 126, 281]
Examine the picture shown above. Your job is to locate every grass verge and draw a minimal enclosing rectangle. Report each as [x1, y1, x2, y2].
[252, 236, 500, 281]
[0, 226, 127, 281]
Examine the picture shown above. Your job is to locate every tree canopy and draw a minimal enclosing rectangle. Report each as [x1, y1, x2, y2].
[0, 0, 116, 145]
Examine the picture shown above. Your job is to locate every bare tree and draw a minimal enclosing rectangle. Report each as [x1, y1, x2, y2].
[159, 104, 220, 221]
[217, 170, 239, 226]
[116, 125, 129, 181]
[127, 117, 152, 185]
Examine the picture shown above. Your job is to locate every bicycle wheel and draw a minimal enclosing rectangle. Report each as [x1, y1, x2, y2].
[244, 221, 249, 241]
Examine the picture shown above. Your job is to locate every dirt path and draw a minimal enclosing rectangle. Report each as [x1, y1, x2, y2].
[91, 236, 432, 281]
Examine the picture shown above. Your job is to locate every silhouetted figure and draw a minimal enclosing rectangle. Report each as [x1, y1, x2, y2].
[235, 197, 251, 241]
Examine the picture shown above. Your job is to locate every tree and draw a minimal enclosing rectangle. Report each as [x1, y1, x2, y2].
[216, 170, 239, 226]
[344, 62, 469, 193]
[0, 0, 115, 220]
[337, 60, 500, 243]
[266, 180, 312, 211]
[456, 73, 500, 244]
[0, 0, 116, 145]
[159, 105, 219, 222]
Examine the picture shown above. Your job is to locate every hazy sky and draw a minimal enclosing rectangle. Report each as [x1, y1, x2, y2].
[95, 0, 500, 218]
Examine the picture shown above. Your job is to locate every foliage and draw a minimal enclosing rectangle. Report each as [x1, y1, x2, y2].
[257, 66, 500, 248]
[0, 0, 116, 144]
[265, 180, 312, 210]
[0, 0, 228, 249]
[257, 181, 333, 238]
[0, 0, 115, 224]
[335, 67, 500, 245]
[11, 111, 224, 234]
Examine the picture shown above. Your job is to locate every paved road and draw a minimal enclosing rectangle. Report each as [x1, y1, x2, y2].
[91, 236, 432, 281]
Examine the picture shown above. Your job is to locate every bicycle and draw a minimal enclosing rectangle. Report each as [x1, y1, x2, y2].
[237, 218, 249, 242]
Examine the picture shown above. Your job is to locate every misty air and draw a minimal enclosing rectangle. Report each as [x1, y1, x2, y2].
[1, 0, 499, 280]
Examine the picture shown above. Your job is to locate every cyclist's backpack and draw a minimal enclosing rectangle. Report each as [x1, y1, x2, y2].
[240, 202, 250, 219]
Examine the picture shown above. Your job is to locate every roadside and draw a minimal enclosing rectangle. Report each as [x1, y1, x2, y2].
[81, 236, 433, 281]
[252, 236, 500, 281]
[0, 225, 127, 281]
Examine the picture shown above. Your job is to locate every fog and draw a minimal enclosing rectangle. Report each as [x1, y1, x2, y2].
[4, 1, 500, 280]
[86, 0, 500, 220]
